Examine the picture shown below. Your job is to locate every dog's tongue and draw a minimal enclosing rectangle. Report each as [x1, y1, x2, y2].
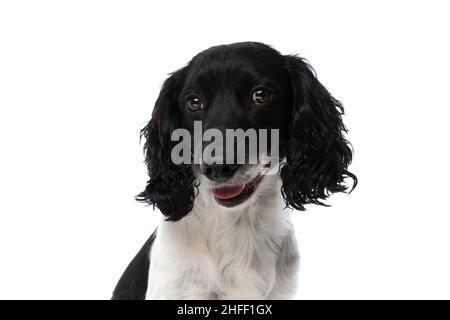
[212, 184, 245, 200]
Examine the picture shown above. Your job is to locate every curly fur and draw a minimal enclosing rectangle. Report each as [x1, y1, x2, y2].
[280, 55, 357, 210]
[136, 67, 198, 221]
[113, 42, 357, 300]
[137, 43, 356, 218]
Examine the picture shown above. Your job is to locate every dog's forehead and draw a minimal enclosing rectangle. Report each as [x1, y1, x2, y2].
[185, 43, 286, 86]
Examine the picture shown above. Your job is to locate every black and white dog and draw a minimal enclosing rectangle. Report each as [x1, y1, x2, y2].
[112, 42, 356, 300]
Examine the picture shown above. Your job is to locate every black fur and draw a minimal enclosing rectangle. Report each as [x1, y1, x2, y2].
[280, 55, 357, 210]
[136, 42, 356, 220]
[135, 67, 198, 221]
[112, 230, 157, 300]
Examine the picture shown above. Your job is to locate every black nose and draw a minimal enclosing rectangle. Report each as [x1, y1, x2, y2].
[200, 163, 239, 181]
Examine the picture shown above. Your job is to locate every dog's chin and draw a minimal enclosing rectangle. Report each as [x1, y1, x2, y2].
[210, 175, 264, 208]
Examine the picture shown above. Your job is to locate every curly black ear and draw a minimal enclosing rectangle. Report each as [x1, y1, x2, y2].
[280, 56, 357, 210]
[136, 67, 197, 221]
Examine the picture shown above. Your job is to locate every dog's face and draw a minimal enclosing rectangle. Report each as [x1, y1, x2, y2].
[177, 45, 292, 208]
[138, 42, 356, 220]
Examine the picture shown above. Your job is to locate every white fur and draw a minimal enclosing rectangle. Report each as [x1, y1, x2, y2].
[146, 170, 300, 300]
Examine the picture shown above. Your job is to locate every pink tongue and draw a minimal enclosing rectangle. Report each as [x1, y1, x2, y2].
[212, 184, 245, 200]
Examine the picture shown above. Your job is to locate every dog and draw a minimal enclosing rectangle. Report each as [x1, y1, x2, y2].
[112, 42, 356, 300]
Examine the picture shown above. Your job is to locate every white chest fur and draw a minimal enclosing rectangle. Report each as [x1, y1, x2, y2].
[146, 177, 300, 300]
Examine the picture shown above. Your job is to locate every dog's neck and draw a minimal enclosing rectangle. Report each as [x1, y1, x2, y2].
[181, 174, 289, 241]
[148, 175, 298, 299]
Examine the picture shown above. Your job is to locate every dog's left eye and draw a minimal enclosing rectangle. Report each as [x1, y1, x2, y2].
[252, 88, 272, 105]
[185, 96, 203, 111]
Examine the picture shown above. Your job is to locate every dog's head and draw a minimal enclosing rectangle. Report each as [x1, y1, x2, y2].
[137, 42, 356, 221]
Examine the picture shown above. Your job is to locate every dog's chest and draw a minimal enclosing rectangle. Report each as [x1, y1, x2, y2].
[146, 207, 287, 299]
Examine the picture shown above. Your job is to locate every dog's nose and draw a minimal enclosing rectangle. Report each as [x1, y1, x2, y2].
[200, 163, 239, 181]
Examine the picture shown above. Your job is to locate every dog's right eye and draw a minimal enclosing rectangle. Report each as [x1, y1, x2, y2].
[185, 96, 203, 111]
[252, 88, 272, 105]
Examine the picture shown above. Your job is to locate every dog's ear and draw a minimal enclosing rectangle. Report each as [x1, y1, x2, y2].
[280, 55, 357, 210]
[136, 67, 197, 221]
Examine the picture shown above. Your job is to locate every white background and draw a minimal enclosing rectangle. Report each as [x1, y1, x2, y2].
[0, 0, 449, 299]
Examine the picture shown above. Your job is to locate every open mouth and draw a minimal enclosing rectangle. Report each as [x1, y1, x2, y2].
[211, 175, 263, 207]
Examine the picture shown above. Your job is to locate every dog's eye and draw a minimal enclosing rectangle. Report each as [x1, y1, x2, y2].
[185, 96, 203, 111]
[252, 88, 272, 105]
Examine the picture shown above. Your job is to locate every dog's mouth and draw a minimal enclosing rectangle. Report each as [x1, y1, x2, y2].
[211, 175, 263, 207]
